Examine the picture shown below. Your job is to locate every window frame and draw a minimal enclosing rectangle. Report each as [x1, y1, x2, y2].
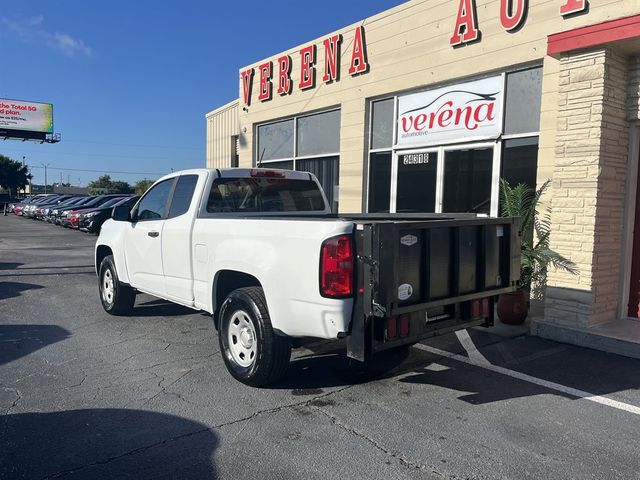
[365, 64, 543, 215]
[132, 177, 177, 222]
[254, 107, 341, 169]
[166, 174, 199, 219]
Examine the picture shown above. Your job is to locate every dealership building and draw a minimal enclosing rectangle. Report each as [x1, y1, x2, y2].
[206, 0, 640, 356]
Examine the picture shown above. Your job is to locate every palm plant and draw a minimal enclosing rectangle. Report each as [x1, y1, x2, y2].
[500, 179, 577, 296]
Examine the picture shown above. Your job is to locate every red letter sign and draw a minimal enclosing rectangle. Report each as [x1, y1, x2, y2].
[323, 34, 342, 83]
[450, 0, 480, 46]
[277, 55, 292, 96]
[349, 26, 368, 76]
[560, 0, 586, 16]
[241, 68, 254, 106]
[258, 62, 273, 102]
[299, 45, 316, 90]
[499, 0, 526, 31]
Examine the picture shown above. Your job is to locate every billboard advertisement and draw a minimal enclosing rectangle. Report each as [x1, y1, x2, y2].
[0, 98, 53, 134]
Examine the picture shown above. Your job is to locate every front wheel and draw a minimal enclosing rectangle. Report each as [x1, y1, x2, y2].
[218, 287, 291, 387]
[99, 255, 135, 315]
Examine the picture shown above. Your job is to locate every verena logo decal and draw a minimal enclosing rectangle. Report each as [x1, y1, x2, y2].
[400, 90, 498, 138]
[396, 76, 503, 147]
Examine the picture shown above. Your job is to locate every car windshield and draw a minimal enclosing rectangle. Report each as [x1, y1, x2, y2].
[99, 197, 127, 208]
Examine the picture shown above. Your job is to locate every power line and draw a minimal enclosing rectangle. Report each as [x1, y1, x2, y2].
[0, 148, 197, 161]
[62, 139, 201, 150]
[27, 165, 166, 176]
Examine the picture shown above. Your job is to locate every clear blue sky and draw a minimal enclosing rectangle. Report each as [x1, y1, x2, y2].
[0, 0, 403, 187]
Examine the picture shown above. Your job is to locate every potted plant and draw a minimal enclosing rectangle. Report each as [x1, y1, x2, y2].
[497, 179, 577, 325]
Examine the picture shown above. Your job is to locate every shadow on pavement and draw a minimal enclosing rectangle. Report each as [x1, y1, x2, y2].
[0, 324, 71, 366]
[0, 262, 23, 270]
[0, 408, 217, 479]
[130, 299, 197, 317]
[0, 281, 44, 300]
[273, 342, 417, 390]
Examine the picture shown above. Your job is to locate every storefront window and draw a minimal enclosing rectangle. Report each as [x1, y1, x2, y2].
[297, 110, 341, 156]
[371, 98, 394, 150]
[366, 68, 542, 215]
[396, 152, 438, 213]
[505, 67, 543, 135]
[256, 110, 340, 212]
[368, 152, 391, 213]
[256, 119, 294, 161]
[501, 137, 539, 190]
[442, 148, 493, 214]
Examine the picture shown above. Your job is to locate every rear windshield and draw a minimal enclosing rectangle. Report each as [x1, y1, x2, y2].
[206, 177, 326, 213]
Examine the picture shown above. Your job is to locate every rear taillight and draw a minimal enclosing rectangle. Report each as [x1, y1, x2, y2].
[320, 234, 354, 298]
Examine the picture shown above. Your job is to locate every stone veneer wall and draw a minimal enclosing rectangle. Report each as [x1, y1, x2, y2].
[544, 47, 630, 328]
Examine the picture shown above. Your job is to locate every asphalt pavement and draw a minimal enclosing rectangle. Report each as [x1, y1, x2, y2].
[2, 214, 640, 479]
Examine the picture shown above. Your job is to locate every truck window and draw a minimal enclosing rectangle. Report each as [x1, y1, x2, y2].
[206, 177, 326, 213]
[168, 175, 198, 218]
[136, 179, 174, 221]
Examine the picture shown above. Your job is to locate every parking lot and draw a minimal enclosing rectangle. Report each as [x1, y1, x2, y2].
[2, 213, 640, 479]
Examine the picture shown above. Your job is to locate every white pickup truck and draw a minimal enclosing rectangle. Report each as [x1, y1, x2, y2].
[96, 168, 521, 386]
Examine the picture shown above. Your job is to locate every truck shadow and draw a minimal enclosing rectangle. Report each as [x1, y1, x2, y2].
[130, 298, 196, 317]
[0, 408, 217, 479]
[276, 342, 416, 390]
[281, 333, 640, 406]
[0, 324, 71, 366]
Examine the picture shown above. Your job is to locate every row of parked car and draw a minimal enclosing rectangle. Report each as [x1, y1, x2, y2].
[7, 193, 140, 235]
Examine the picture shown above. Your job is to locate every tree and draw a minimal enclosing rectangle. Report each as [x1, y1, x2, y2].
[0, 154, 31, 196]
[133, 178, 154, 195]
[87, 175, 132, 195]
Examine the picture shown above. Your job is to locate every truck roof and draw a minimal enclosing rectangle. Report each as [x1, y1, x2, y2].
[155, 168, 317, 184]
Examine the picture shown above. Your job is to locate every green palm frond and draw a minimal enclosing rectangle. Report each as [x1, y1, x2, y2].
[500, 178, 578, 291]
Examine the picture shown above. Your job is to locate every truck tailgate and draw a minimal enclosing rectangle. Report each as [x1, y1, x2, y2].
[347, 217, 521, 361]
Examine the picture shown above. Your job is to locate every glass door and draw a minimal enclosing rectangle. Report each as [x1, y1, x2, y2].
[390, 142, 499, 215]
[392, 150, 439, 213]
[441, 146, 495, 215]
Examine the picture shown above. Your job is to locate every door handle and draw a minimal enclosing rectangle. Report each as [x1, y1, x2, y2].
[148, 231, 159, 238]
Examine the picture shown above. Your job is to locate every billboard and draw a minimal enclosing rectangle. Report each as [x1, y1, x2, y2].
[0, 98, 53, 134]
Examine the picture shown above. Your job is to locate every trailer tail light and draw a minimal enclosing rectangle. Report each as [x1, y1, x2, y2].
[320, 234, 354, 298]
[387, 317, 397, 339]
[399, 315, 410, 337]
[472, 298, 490, 318]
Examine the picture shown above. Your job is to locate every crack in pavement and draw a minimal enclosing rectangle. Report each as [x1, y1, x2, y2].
[38, 385, 354, 479]
[313, 405, 446, 478]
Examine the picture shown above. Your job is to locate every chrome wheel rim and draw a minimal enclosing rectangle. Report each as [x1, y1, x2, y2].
[227, 310, 257, 368]
[102, 269, 115, 305]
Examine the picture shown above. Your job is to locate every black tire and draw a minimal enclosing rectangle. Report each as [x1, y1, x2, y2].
[98, 255, 135, 315]
[218, 287, 291, 387]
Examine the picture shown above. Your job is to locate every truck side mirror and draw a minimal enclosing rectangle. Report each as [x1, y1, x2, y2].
[112, 205, 131, 222]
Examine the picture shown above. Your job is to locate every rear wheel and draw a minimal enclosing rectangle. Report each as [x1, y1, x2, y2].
[99, 255, 135, 315]
[218, 287, 291, 387]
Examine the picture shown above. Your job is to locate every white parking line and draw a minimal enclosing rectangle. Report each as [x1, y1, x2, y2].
[413, 341, 640, 416]
[455, 329, 491, 366]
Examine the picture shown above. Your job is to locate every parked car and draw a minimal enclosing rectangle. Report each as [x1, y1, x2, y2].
[60, 195, 124, 227]
[33, 195, 75, 220]
[68, 196, 128, 229]
[79, 196, 139, 234]
[50, 196, 96, 224]
[95, 168, 522, 386]
[23, 195, 61, 218]
[41, 196, 87, 222]
[1, 194, 22, 211]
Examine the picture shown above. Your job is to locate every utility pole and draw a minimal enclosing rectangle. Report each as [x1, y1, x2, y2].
[41, 163, 51, 194]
